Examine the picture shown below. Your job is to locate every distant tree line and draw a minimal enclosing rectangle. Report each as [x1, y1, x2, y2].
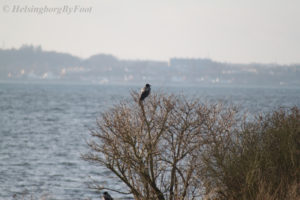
[1, 45, 300, 86]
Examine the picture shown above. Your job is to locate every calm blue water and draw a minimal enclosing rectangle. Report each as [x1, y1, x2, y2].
[0, 83, 299, 199]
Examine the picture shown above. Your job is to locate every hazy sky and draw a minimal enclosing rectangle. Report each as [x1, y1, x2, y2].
[1, 0, 300, 64]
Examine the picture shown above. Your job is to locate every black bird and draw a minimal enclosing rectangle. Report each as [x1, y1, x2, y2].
[102, 191, 113, 200]
[139, 83, 151, 101]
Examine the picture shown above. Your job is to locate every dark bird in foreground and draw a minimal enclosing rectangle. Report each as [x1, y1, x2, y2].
[102, 191, 113, 200]
[140, 83, 151, 101]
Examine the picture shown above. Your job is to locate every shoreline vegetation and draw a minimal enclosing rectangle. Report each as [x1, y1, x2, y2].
[12, 92, 299, 200]
[83, 92, 300, 200]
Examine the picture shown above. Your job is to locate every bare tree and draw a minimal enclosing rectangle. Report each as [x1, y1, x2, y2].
[83, 92, 237, 200]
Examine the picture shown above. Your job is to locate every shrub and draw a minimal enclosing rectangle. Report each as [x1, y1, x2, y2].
[202, 107, 300, 200]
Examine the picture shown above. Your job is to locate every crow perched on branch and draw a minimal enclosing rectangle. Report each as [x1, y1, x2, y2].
[139, 83, 151, 101]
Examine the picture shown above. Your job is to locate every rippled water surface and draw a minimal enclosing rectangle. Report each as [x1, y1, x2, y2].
[0, 83, 299, 199]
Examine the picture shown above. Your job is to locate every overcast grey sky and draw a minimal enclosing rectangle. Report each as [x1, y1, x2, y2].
[1, 0, 300, 64]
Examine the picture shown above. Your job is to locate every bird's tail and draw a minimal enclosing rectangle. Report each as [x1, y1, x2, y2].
[139, 99, 143, 106]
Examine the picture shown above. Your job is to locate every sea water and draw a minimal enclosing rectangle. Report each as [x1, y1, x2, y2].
[0, 83, 299, 199]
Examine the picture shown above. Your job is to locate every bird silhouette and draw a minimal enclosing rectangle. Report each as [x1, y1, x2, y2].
[102, 191, 113, 200]
[140, 83, 151, 101]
